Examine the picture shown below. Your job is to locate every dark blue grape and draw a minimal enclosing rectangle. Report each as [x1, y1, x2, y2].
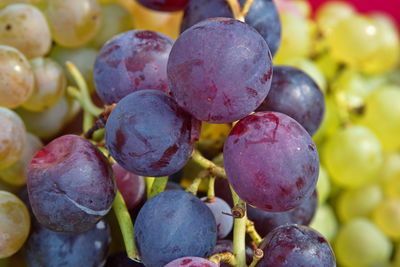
[224, 112, 319, 212]
[105, 252, 144, 267]
[105, 90, 200, 177]
[256, 225, 336, 267]
[27, 219, 111, 267]
[136, 0, 189, 11]
[94, 30, 173, 104]
[248, 191, 318, 237]
[257, 66, 325, 135]
[134, 190, 217, 267]
[165, 181, 184, 191]
[181, 0, 281, 55]
[27, 135, 115, 233]
[168, 17, 272, 123]
[201, 197, 233, 239]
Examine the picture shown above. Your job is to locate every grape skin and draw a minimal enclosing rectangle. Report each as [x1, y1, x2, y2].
[94, 30, 173, 104]
[27, 135, 116, 233]
[105, 90, 200, 177]
[134, 190, 217, 267]
[164, 257, 217, 267]
[201, 197, 233, 239]
[136, 0, 189, 12]
[224, 112, 319, 212]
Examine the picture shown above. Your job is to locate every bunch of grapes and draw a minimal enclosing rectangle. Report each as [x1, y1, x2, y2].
[0, 0, 399, 266]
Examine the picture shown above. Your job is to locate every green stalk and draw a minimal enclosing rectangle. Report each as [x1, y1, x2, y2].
[231, 188, 247, 267]
[148, 176, 168, 199]
[191, 150, 227, 178]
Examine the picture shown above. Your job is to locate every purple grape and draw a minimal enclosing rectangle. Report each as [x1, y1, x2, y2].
[168, 17, 273, 123]
[215, 178, 233, 207]
[201, 197, 233, 239]
[257, 66, 325, 135]
[256, 225, 336, 267]
[223, 112, 319, 212]
[181, 0, 281, 55]
[94, 30, 173, 104]
[112, 163, 146, 210]
[164, 257, 217, 267]
[134, 190, 217, 267]
[136, 0, 189, 11]
[27, 135, 116, 233]
[248, 191, 318, 237]
[27, 219, 111, 267]
[105, 90, 201, 177]
[105, 252, 144, 267]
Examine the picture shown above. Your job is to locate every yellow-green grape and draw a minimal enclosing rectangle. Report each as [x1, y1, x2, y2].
[50, 46, 97, 91]
[373, 198, 400, 240]
[16, 96, 69, 140]
[309, 204, 338, 242]
[316, 165, 330, 204]
[336, 183, 383, 223]
[22, 58, 66, 112]
[0, 45, 34, 109]
[0, 133, 42, 186]
[312, 97, 341, 145]
[0, 191, 30, 258]
[361, 85, 400, 151]
[0, 4, 51, 58]
[315, 52, 340, 82]
[322, 125, 383, 188]
[0, 108, 25, 170]
[0, 0, 47, 9]
[46, 0, 102, 47]
[90, 3, 132, 49]
[315, 1, 355, 37]
[334, 219, 392, 267]
[272, 13, 312, 64]
[284, 58, 327, 92]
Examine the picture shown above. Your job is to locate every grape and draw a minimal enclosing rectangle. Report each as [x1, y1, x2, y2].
[310, 204, 338, 242]
[22, 58, 66, 112]
[315, 1, 355, 36]
[256, 225, 335, 267]
[0, 191, 30, 258]
[0, 4, 51, 58]
[214, 178, 233, 207]
[361, 85, 400, 151]
[336, 183, 383, 223]
[105, 90, 200, 177]
[165, 181, 183, 191]
[256, 66, 325, 135]
[0, 0, 47, 9]
[248, 191, 317, 237]
[315, 52, 340, 82]
[180, 0, 281, 56]
[0, 133, 42, 186]
[0, 45, 34, 109]
[27, 135, 116, 233]
[373, 198, 400, 240]
[105, 252, 144, 267]
[334, 219, 392, 267]
[0, 108, 26, 170]
[322, 125, 383, 188]
[165, 257, 217, 267]
[94, 30, 173, 104]
[316, 165, 330, 204]
[135, 190, 217, 266]
[312, 97, 341, 145]
[46, 0, 102, 47]
[201, 197, 233, 239]
[168, 18, 272, 123]
[27, 219, 111, 267]
[112, 163, 146, 211]
[16, 96, 69, 140]
[136, 0, 189, 12]
[224, 112, 319, 212]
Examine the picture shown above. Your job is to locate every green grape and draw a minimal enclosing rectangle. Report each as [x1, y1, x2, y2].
[90, 3, 132, 49]
[274, 13, 312, 64]
[0, 133, 42, 186]
[0, 45, 34, 109]
[315, 1, 355, 37]
[334, 219, 392, 267]
[0, 0, 47, 9]
[46, 0, 102, 47]
[22, 58, 66, 112]
[322, 125, 383, 188]
[50, 46, 97, 91]
[0, 191, 30, 258]
[373, 198, 400, 240]
[316, 165, 330, 204]
[309, 204, 338, 242]
[312, 97, 341, 145]
[0, 108, 25, 170]
[16, 96, 69, 140]
[336, 183, 383, 223]
[361, 85, 400, 151]
[0, 4, 51, 58]
[315, 52, 340, 82]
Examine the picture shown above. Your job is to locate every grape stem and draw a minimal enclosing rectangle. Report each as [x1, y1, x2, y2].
[113, 190, 140, 261]
[148, 176, 168, 199]
[191, 150, 227, 178]
[185, 170, 208, 195]
[248, 248, 264, 267]
[241, 0, 255, 17]
[225, 0, 243, 21]
[145, 177, 155, 198]
[84, 104, 116, 139]
[207, 176, 216, 201]
[231, 188, 248, 267]
[209, 252, 238, 266]
[246, 219, 263, 245]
